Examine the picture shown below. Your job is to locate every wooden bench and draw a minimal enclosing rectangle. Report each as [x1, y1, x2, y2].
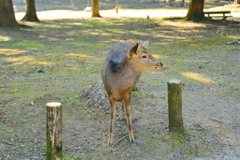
[204, 11, 232, 20]
[84, 7, 92, 12]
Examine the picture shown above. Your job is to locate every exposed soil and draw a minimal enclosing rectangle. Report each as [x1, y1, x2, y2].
[1, 8, 240, 160]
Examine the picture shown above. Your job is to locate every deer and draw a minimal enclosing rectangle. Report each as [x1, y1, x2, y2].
[101, 41, 163, 146]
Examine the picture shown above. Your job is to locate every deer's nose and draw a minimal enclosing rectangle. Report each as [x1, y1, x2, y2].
[160, 62, 163, 67]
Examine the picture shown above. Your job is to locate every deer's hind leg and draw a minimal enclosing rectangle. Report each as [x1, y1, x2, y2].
[108, 96, 117, 146]
[117, 102, 125, 121]
[123, 94, 135, 143]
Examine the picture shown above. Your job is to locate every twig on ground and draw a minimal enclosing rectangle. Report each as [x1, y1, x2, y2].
[112, 134, 128, 147]
[2, 140, 15, 146]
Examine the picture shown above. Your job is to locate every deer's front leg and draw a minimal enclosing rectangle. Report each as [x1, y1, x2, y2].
[123, 94, 134, 143]
[108, 96, 116, 146]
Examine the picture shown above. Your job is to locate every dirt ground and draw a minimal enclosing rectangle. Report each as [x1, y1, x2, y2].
[1, 6, 240, 160]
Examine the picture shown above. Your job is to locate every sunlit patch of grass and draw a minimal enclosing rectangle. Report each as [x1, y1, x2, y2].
[3, 56, 55, 66]
[0, 48, 27, 55]
[181, 72, 217, 85]
[0, 35, 11, 42]
[65, 53, 93, 58]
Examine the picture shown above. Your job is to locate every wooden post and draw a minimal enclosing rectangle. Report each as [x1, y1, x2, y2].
[116, 0, 119, 13]
[168, 79, 184, 134]
[46, 102, 63, 160]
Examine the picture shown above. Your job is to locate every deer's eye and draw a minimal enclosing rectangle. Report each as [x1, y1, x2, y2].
[142, 55, 147, 58]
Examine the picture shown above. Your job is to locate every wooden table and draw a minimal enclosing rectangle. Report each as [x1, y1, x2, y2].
[204, 11, 232, 20]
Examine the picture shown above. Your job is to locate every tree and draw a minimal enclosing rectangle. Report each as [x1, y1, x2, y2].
[21, 0, 39, 22]
[92, 0, 101, 17]
[168, 0, 175, 6]
[185, 0, 205, 21]
[234, 0, 240, 4]
[0, 0, 20, 28]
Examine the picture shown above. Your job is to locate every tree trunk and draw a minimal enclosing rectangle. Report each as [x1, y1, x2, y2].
[168, 79, 184, 134]
[181, 0, 185, 7]
[168, 0, 175, 6]
[21, 0, 39, 22]
[185, 0, 205, 21]
[92, 0, 101, 17]
[0, 0, 20, 28]
[46, 102, 63, 160]
[234, 0, 240, 4]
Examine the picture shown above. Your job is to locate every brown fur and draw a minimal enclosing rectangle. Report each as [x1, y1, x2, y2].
[101, 41, 162, 146]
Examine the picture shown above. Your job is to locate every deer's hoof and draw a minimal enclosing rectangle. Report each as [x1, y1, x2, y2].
[108, 133, 113, 146]
[130, 139, 135, 144]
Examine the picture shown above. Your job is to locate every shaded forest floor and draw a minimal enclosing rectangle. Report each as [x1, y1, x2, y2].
[1, 9, 240, 160]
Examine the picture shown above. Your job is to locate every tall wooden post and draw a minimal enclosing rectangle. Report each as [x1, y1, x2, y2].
[46, 102, 63, 160]
[116, 0, 118, 13]
[168, 79, 184, 134]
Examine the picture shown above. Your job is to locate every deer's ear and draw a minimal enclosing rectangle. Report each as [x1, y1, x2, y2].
[127, 43, 138, 58]
[141, 41, 149, 48]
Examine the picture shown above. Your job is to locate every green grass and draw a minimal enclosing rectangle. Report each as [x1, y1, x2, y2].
[0, 20, 238, 105]
[0, 21, 237, 102]
[165, 133, 184, 147]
